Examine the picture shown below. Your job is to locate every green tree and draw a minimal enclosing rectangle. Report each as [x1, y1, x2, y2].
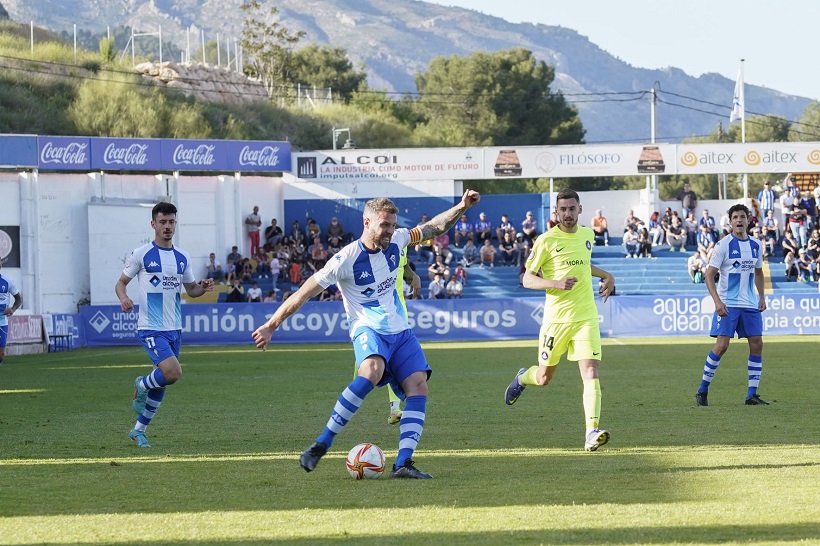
[240, 0, 305, 98]
[791, 100, 820, 141]
[412, 47, 584, 147]
[289, 44, 367, 102]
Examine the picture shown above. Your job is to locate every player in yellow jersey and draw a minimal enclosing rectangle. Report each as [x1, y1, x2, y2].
[353, 241, 421, 424]
[504, 188, 616, 451]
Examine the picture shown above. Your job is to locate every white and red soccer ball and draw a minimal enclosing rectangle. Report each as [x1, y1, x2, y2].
[346, 443, 385, 479]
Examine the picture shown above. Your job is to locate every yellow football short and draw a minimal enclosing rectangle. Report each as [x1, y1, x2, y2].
[537, 318, 602, 367]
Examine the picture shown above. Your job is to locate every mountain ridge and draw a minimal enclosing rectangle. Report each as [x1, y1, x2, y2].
[2, 0, 812, 143]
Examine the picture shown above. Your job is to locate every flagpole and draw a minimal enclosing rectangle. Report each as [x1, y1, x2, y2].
[740, 59, 746, 144]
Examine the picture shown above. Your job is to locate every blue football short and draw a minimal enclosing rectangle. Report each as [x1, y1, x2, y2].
[352, 327, 432, 400]
[138, 330, 182, 366]
[709, 307, 763, 339]
[0, 324, 7, 348]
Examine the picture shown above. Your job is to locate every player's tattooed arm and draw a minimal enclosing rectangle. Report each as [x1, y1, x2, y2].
[418, 189, 481, 241]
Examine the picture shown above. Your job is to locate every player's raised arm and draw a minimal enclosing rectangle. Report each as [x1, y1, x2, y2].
[418, 190, 480, 241]
[252, 276, 325, 350]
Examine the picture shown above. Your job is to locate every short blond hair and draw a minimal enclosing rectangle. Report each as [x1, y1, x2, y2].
[364, 197, 398, 218]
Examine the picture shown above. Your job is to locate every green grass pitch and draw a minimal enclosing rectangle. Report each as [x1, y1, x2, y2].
[1, 337, 818, 545]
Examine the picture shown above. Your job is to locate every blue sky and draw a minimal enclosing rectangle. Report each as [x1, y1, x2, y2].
[426, 0, 820, 101]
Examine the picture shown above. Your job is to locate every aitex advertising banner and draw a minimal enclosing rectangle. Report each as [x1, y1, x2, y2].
[293, 148, 484, 182]
[38, 136, 91, 171]
[485, 144, 677, 179]
[90, 138, 163, 171]
[227, 140, 291, 172]
[677, 142, 820, 174]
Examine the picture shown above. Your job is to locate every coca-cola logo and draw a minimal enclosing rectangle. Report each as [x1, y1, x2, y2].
[40, 141, 88, 165]
[238, 145, 280, 167]
[103, 143, 149, 165]
[172, 144, 215, 166]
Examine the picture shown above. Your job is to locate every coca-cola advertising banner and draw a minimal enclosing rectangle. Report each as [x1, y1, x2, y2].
[27, 135, 291, 173]
[226, 140, 291, 172]
[38, 136, 91, 171]
[91, 138, 162, 171]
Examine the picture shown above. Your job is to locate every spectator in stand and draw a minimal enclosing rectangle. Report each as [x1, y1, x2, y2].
[239, 258, 253, 282]
[263, 290, 277, 303]
[427, 254, 451, 282]
[498, 232, 519, 266]
[718, 212, 731, 240]
[286, 220, 304, 246]
[227, 245, 242, 269]
[648, 211, 665, 247]
[788, 202, 809, 248]
[474, 212, 493, 243]
[245, 205, 262, 257]
[428, 273, 445, 300]
[224, 258, 237, 285]
[591, 209, 609, 246]
[660, 208, 674, 232]
[432, 232, 453, 265]
[698, 209, 716, 237]
[205, 253, 225, 284]
[289, 257, 302, 288]
[247, 281, 263, 302]
[622, 224, 640, 258]
[521, 211, 538, 243]
[758, 226, 777, 259]
[479, 238, 497, 268]
[515, 232, 531, 266]
[666, 217, 686, 252]
[445, 277, 463, 299]
[265, 219, 283, 248]
[761, 209, 780, 241]
[255, 248, 272, 278]
[453, 263, 468, 286]
[623, 210, 643, 232]
[225, 278, 244, 303]
[638, 227, 653, 258]
[495, 214, 516, 243]
[326, 217, 347, 248]
[800, 190, 817, 231]
[547, 207, 559, 230]
[781, 229, 800, 258]
[806, 228, 820, 263]
[416, 237, 435, 265]
[461, 238, 479, 267]
[697, 223, 717, 262]
[292, 238, 306, 262]
[269, 252, 282, 283]
[783, 249, 798, 281]
[683, 211, 699, 247]
[310, 241, 328, 270]
[676, 182, 698, 218]
[688, 250, 705, 283]
[796, 248, 815, 282]
[780, 181, 797, 230]
[305, 218, 321, 242]
[453, 214, 474, 247]
[757, 182, 778, 220]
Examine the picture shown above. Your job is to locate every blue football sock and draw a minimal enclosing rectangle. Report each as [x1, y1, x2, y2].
[699, 351, 721, 393]
[316, 376, 374, 448]
[135, 388, 166, 431]
[141, 368, 169, 390]
[747, 354, 763, 399]
[395, 395, 426, 468]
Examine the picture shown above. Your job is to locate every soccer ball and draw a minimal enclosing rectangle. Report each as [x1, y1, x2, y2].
[345, 443, 385, 480]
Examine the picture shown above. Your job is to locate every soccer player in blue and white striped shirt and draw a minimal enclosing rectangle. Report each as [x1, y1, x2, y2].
[253, 190, 481, 479]
[115, 202, 215, 448]
[695, 204, 769, 407]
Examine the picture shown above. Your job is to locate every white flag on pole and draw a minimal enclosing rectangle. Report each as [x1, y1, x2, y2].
[729, 67, 744, 123]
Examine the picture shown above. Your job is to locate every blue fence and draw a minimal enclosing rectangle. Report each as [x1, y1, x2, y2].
[73, 294, 820, 348]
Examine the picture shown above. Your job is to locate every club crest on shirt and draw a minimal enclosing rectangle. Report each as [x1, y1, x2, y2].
[586, 240, 591, 250]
